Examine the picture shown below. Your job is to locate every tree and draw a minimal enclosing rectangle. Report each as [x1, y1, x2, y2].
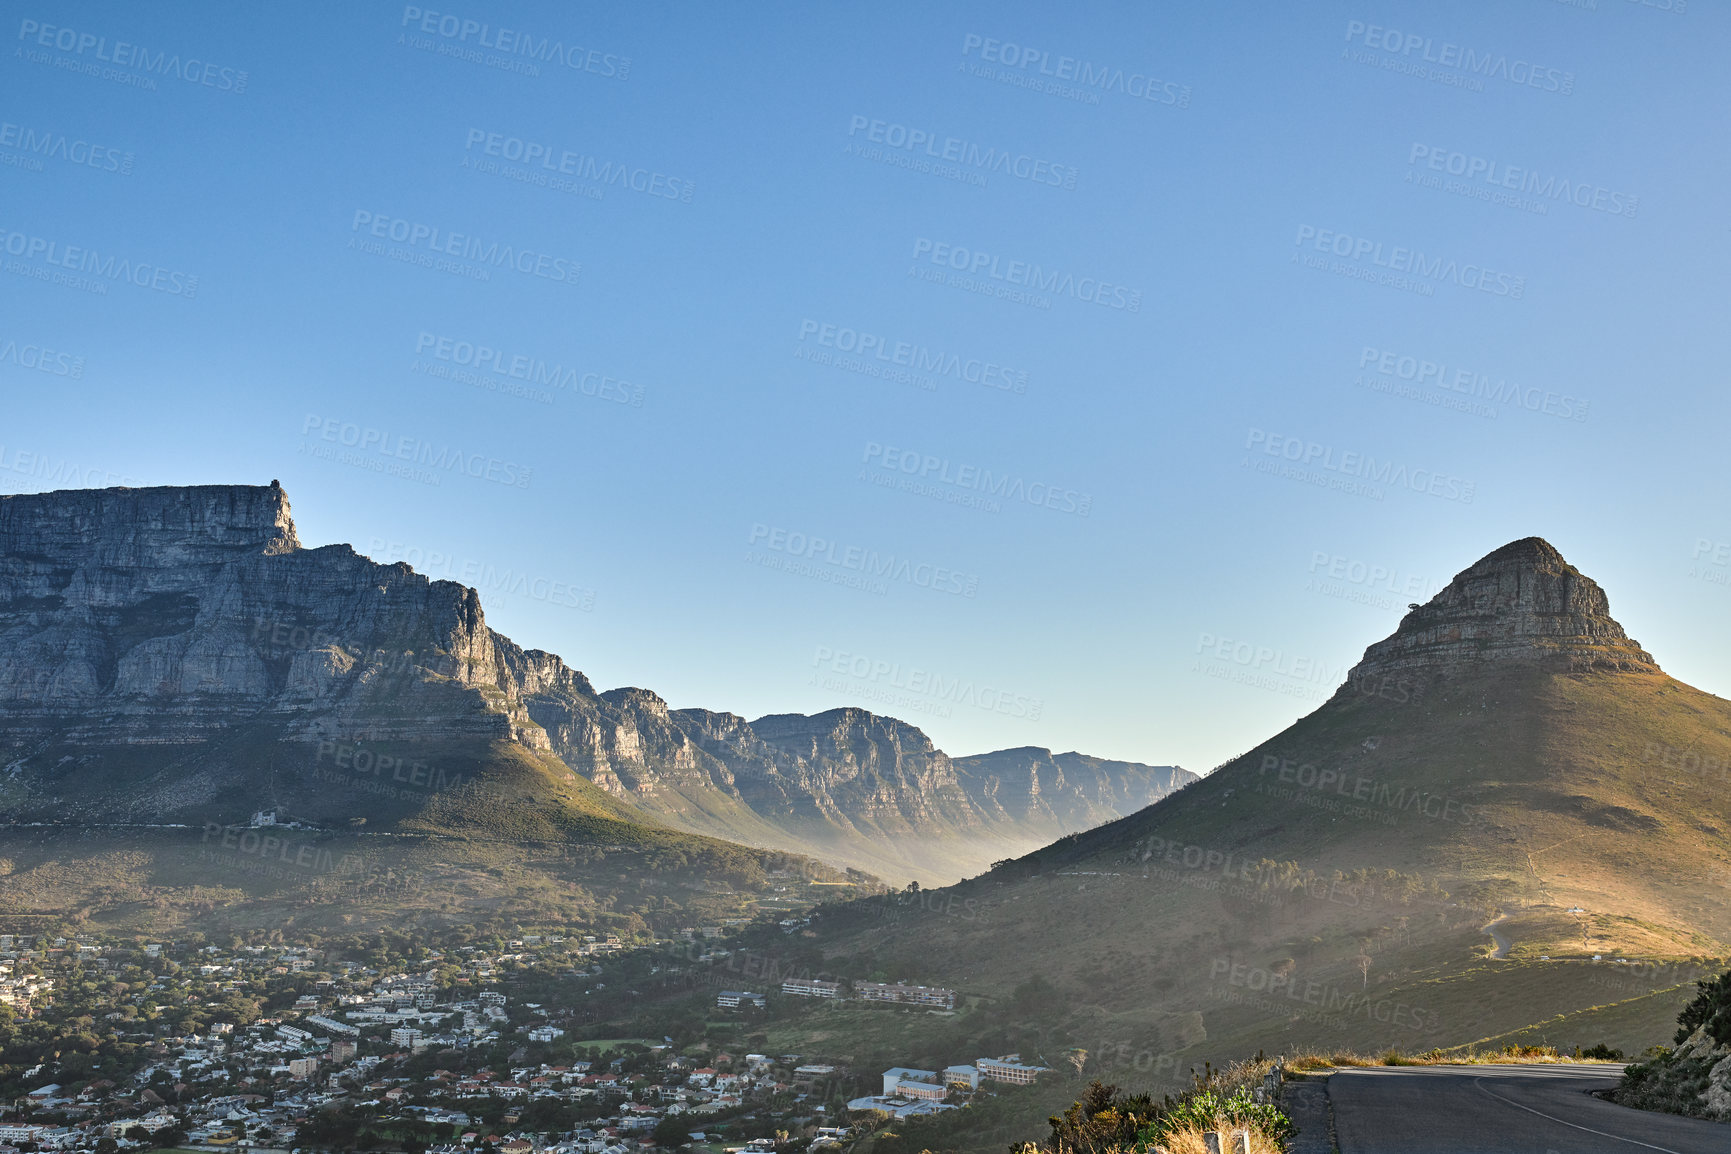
[1065, 1049, 1089, 1080]
[1674, 968, 1731, 1046]
[651, 1115, 690, 1145]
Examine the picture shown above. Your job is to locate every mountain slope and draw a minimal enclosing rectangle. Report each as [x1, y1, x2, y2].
[809, 537, 1731, 1078]
[0, 483, 1192, 888]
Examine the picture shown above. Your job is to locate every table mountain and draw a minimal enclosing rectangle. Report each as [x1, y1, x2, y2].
[0, 483, 1192, 886]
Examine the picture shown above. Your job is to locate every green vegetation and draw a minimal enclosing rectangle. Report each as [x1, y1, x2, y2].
[1614, 967, 1731, 1121]
[993, 1055, 1288, 1154]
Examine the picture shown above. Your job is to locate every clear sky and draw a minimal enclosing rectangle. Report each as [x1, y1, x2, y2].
[4, 1, 1727, 774]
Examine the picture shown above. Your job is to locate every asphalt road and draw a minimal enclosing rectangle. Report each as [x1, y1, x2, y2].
[1330, 1064, 1728, 1154]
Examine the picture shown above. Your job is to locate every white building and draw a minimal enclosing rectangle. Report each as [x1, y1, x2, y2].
[944, 1064, 980, 1089]
[306, 1014, 360, 1037]
[854, 981, 956, 1009]
[881, 1068, 947, 1100]
[846, 1095, 955, 1119]
[716, 990, 765, 1009]
[782, 978, 842, 999]
[976, 1055, 1048, 1085]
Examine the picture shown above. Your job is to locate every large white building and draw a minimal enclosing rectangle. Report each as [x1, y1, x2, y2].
[305, 1013, 360, 1037]
[782, 978, 842, 999]
[854, 981, 956, 1009]
[881, 1068, 948, 1100]
[976, 1055, 1049, 1085]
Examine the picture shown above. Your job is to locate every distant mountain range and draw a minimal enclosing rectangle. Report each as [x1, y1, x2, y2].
[0, 483, 1192, 885]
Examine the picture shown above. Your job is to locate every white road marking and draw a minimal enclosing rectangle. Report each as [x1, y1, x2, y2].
[1473, 1077, 1685, 1153]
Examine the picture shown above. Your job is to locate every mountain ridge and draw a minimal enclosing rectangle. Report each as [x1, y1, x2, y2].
[0, 483, 1194, 884]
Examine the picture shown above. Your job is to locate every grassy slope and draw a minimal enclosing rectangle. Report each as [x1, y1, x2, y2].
[779, 667, 1731, 1150]
[0, 735, 874, 936]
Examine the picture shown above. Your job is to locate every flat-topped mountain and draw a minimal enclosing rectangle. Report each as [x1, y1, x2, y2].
[0, 483, 1192, 885]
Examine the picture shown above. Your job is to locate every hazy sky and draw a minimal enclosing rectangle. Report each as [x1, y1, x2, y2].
[5, 1, 1726, 773]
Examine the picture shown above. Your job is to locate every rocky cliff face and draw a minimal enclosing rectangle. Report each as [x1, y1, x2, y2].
[952, 747, 1194, 833]
[1344, 536, 1658, 689]
[0, 482, 571, 752]
[0, 484, 1191, 883]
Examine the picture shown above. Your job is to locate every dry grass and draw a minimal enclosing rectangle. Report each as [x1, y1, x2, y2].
[1153, 1125, 1282, 1153]
[1285, 1042, 1622, 1072]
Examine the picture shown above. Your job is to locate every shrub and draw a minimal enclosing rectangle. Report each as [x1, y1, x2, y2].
[1613, 965, 1731, 1120]
[1673, 970, 1731, 1047]
[1137, 1086, 1293, 1150]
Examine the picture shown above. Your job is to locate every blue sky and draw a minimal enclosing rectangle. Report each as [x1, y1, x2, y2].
[4, 0, 1727, 773]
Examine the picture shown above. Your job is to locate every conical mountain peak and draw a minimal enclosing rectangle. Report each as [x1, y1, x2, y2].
[1346, 537, 1659, 682]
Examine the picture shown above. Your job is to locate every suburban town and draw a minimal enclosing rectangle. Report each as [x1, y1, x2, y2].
[0, 926, 1048, 1154]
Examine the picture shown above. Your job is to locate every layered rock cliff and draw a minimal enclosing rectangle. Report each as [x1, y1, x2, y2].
[0, 484, 1193, 883]
[1343, 536, 1659, 691]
